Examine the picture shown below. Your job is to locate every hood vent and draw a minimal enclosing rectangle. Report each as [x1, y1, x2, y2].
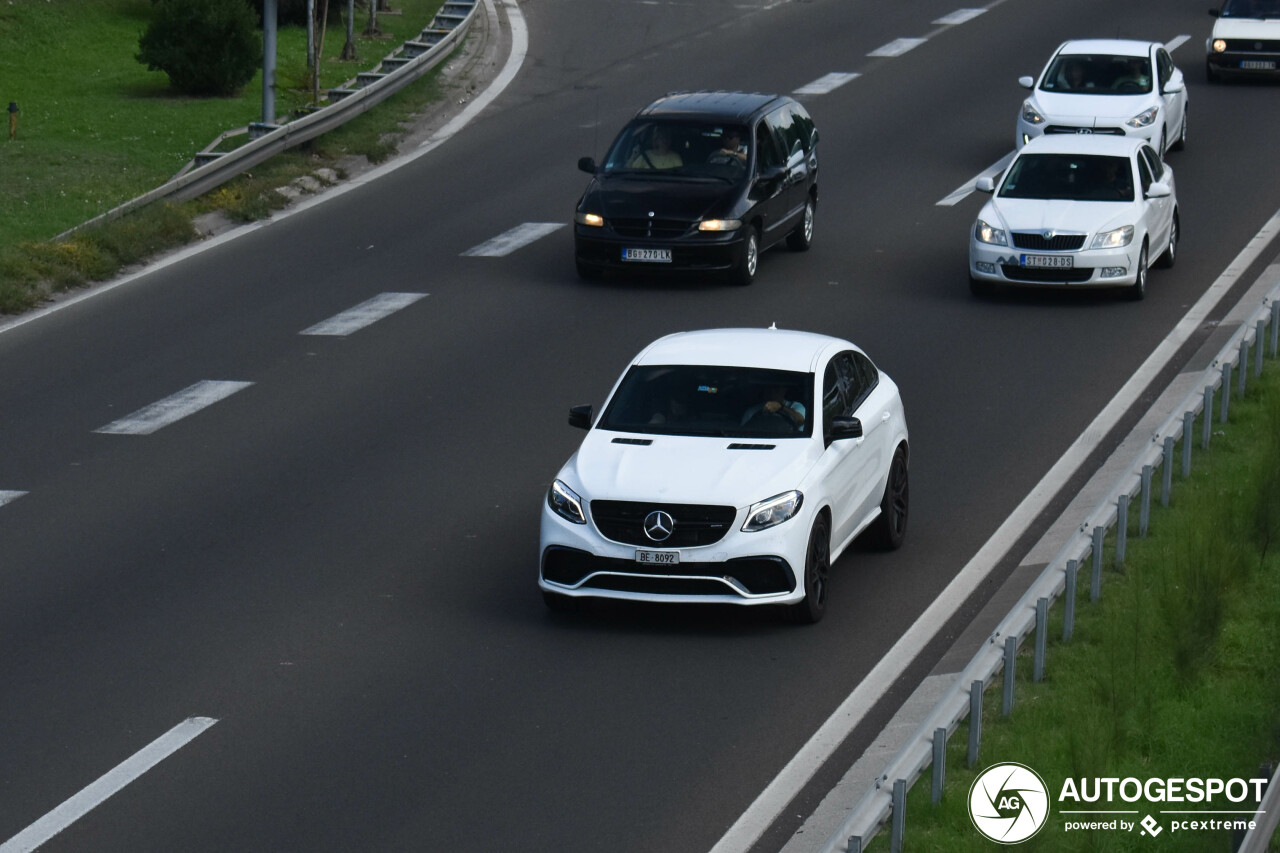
[612, 437, 653, 446]
[727, 443, 776, 450]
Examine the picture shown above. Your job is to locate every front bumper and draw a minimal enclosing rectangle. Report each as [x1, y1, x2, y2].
[1206, 49, 1280, 75]
[969, 239, 1142, 287]
[574, 225, 744, 274]
[538, 502, 805, 606]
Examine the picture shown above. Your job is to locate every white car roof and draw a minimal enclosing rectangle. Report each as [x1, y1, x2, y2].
[1017, 133, 1149, 157]
[1056, 38, 1155, 58]
[632, 327, 854, 372]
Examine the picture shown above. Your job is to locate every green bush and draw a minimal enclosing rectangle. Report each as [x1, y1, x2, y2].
[137, 0, 262, 96]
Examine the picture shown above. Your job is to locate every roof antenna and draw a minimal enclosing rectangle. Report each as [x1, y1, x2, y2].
[768, 322, 778, 330]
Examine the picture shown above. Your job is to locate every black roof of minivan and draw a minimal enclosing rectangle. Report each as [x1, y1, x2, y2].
[636, 91, 787, 123]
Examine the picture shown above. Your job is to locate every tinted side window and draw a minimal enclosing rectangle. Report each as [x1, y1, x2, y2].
[822, 363, 846, 424]
[834, 353, 870, 412]
[754, 120, 783, 171]
[1140, 146, 1163, 181]
[789, 104, 816, 152]
[1137, 154, 1153, 194]
[766, 107, 804, 160]
[1156, 50, 1174, 88]
[852, 352, 879, 397]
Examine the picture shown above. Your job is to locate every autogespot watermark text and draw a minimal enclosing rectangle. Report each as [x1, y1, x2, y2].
[968, 763, 1270, 844]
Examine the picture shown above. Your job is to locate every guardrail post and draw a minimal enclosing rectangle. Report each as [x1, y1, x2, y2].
[1239, 339, 1249, 396]
[1064, 560, 1077, 641]
[968, 680, 982, 767]
[1139, 465, 1153, 538]
[1034, 597, 1048, 683]
[1003, 636, 1016, 716]
[1271, 300, 1279, 357]
[1257, 320, 1266, 376]
[932, 727, 946, 805]
[1162, 437, 1174, 506]
[1091, 526, 1105, 590]
[1222, 362, 1232, 422]
[1182, 412, 1193, 478]
[1116, 496, 1128, 567]
[891, 779, 906, 853]
[1203, 385, 1214, 449]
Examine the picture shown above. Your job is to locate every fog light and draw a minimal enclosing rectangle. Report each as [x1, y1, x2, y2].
[1100, 267, 1127, 279]
[976, 262, 996, 274]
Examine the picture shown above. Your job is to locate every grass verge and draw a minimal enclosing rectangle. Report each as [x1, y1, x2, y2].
[0, 0, 452, 314]
[868, 352, 1280, 852]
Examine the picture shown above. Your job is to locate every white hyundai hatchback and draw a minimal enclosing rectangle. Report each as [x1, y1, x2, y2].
[1016, 39, 1188, 156]
[539, 327, 909, 624]
[969, 134, 1179, 300]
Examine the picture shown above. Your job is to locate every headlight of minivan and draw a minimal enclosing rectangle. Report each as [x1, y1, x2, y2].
[574, 211, 604, 227]
[548, 480, 587, 524]
[698, 219, 742, 232]
[742, 491, 803, 532]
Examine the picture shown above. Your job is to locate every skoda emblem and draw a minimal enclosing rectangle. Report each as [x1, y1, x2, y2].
[643, 510, 675, 542]
[1042, 230, 1056, 240]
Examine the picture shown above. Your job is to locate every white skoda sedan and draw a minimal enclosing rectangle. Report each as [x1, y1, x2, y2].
[969, 135, 1178, 300]
[1015, 39, 1188, 156]
[539, 327, 909, 624]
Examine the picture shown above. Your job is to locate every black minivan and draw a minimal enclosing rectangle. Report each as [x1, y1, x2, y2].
[573, 91, 819, 286]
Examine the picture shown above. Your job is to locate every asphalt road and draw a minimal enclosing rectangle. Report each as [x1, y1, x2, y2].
[2, 0, 1279, 851]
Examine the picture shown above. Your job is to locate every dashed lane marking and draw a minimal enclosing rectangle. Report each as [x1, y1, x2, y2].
[300, 292, 428, 337]
[94, 381, 254, 436]
[794, 72, 861, 96]
[0, 491, 27, 508]
[934, 8, 986, 25]
[462, 222, 565, 257]
[869, 37, 927, 57]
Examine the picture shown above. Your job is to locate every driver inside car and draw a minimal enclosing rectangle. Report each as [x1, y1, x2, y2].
[741, 383, 806, 428]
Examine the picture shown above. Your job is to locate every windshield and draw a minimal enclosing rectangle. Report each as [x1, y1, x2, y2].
[1040, 53, 1153, 94]
[601, 120, 751, 181]
[1221, 0, 1280, 17]
[598, 365, 814, 439]
[999, 153, 1135, 202]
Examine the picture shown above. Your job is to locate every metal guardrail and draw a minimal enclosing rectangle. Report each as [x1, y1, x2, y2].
[820, 285, 1280, 853]
[59, 0, 478, 239]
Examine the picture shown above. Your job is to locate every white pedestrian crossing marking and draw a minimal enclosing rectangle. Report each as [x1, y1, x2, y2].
[869, 38, 927, 57]
[794, 73, 861, 96]
[300, 292, 427, 336]
[462, 222, 564, 258]
[94, 381, 254, 435]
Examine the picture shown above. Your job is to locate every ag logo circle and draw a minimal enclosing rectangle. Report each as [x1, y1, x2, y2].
[968, 762, 1050, 844]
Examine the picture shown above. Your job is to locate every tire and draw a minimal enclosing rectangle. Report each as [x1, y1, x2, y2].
[1159, 129, 1168, 158]
[1170, 109, 1187, 152]
[729, 226, 760, 286]
[1156, 212, 1178, 269]
[1206, 61, 1223, 84]
[866, 445, 909, 550]
[1124, 242, 1148, 301]
[786, 198, 815, 251]
[784, 515, 829, 624]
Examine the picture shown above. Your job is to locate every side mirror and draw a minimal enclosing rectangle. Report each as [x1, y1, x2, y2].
[568, 404, 593, 429]
[1146, 181, 1172, 199]
[1163, 79, 1185, 94]
[975, 176, 996, 194]
[828, 416, 863, 441]
[755, 164, 786, 190]
[1018, 75, 1035, 90]
[577, 157, 597, 175]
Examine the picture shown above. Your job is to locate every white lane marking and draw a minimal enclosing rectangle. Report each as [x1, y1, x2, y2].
[462, 222, 564, 257]
[937, 150, 1015, 207]
[94, 381, 254, 436]
[794, 72, 861, 96]
[1166, 34, 1191, 52]
[934, 8, 986, 25]
[0, 491, 28, 508]
[868, 37, 927, 57]
[710, 205, 1280, 853]
[0, 717, 217, 853]
[300, 292, 427, 336]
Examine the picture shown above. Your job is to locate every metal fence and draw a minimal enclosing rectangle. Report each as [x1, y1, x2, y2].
[820, 287, 1280, 853]
[59, 0, 478, 239]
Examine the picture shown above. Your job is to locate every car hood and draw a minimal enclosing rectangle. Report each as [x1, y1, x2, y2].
[585, 176, 740, 222]
[983, 197, 1135, 237]
[1031, 91, 1154, 121]
[1213, 18, 1280, 36]
[560, 430, 820, 508]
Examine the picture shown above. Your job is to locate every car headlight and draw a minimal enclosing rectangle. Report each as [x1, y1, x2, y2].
[698, 218, 742, 232]
[1020, 100, 1045, 126]
[574, 211, 604, 227]
[1091, 225, 1134, 250]
[1212, 38, 1227, 53]
[1126, 107, 1159, 129]
[975, 218, 1008, 246]
[548, 480, 587, 524]
[742, 490, 803, 532]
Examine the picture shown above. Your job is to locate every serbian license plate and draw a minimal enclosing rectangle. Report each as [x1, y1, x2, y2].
[635, 550, 680, 566]
[621, 247, 672, 263]
[1241, 60, 1276, 70]
[1021, 254, 1074, 269]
